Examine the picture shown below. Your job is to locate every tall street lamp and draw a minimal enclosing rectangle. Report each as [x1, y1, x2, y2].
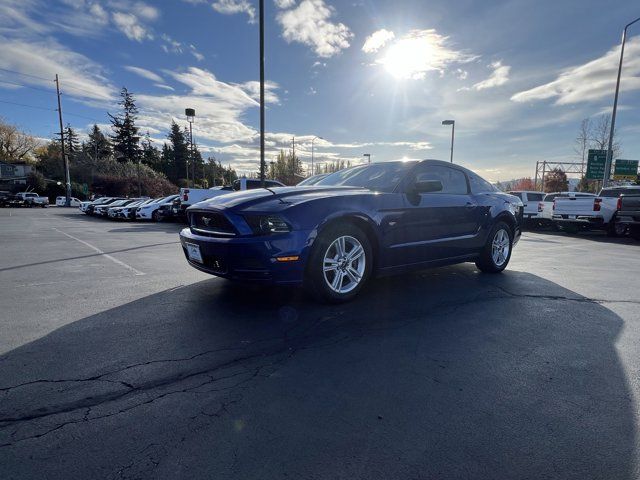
[311, 136, 323, 176]
[604, 16, 640, 187]
[185, 108, 195, 188]
[259, 0, 266, 187]
[363, 153, 371, 164]
[442, 120, 455, 163]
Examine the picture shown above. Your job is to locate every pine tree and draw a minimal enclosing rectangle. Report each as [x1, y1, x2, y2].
[64, 124, 80, 160]
[167, 121, 189, 182]
[141, 132, 162, 172]
[109, 87, 140, 163]
[85, 124, 111, 161]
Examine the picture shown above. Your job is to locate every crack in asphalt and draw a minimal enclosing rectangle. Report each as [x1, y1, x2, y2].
[490, 284, 640, 305]
[0, 285, 620, 449]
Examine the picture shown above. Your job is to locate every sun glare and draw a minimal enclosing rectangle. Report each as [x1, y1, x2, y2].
[374, 29, 473, 81]
[380, 37, 432, 80]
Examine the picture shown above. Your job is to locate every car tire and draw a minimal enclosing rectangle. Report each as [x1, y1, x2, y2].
[305, 223, 373, 303]
[475, 221, 513, 273]
[606, 215, 625, 237]
[152, 210, 160, 222]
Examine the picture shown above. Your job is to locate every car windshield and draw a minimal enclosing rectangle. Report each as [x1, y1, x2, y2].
[298, 174, 327, 186]
[315, 161, 417, 192]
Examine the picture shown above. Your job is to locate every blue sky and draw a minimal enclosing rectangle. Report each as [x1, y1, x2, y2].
[0, 0, 638, 180]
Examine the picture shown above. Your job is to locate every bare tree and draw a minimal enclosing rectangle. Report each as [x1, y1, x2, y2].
[590, 114, 621, 159]
[574, 118, 591, 164]
[0, 118, 38, 163]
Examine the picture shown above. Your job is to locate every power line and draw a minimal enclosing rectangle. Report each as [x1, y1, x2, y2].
[0, 66, 52, 82]
[0, 79, 53, 94]
[0, 98, 99, 123]
[0, 99, 55, 112]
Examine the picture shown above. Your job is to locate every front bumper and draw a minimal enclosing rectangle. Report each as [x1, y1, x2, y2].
[179, 227, 312, 284]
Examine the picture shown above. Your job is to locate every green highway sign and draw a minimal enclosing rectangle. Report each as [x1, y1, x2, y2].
[585, 149, 608, 180]
[613, 159, 639, 180]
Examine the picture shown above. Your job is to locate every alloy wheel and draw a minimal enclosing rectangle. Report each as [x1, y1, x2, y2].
[491, 228, 510, 267]
[322, 235, 366, 294]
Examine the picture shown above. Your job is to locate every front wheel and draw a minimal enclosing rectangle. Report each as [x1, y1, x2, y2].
[305, 224, 372, 303]
[476, 221, 513, 273]
[152, 210, 160, 222]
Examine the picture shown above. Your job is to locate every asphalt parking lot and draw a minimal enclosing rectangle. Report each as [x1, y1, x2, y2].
[1, 208, 639, 479]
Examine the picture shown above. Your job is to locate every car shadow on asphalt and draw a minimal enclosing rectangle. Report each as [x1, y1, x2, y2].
[0, 265, 635, 479]
[525, 227, 639, 245]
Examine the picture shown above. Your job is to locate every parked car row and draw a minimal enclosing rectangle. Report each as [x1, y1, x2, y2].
[79, 195, 179, 221]
[509, 186, 640, 239]
[0, 191, 49, 207]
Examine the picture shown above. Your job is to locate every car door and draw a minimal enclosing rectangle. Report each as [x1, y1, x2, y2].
[392, 164, 478, 264]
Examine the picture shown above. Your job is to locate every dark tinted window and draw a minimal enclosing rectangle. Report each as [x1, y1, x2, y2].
[600, 188, 640, 197]
[413, 165, 468, 194]
[317, 161, 416, 192]
[508, 192, 522, 199]
[527, 193, 545, 202]
[468, 172, 497, 193]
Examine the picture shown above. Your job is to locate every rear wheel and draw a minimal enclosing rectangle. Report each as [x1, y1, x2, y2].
[606, 215, 625, 237]
[476, 221, 513, 273]
[305, 223, 372, 303]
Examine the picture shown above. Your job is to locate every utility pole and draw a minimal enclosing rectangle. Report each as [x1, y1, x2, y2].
[259, 0, 265, 188]
[604, 16, 640, 187]
[55, 74, 72, 207]
[292, 136, 295, 159]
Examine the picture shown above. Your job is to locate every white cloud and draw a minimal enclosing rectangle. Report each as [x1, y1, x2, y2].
[473, 61, 510, 90]
[124, 66, 163, 83]
[153, 83, 175, 91]
[212, 0, 256, 23]
[0, 38, 114, 102]
[512, 36, 640, 105]
[112, 11, 153, 41]
[364, 29, 477, 80]
[274, 0, 296, 8]
[276, 0, 353, 58]
[362, 29, 395, 53]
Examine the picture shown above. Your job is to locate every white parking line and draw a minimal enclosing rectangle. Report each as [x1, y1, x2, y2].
[52, 227, 145, 276]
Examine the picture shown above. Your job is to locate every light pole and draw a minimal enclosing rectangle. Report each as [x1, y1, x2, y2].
[185, 108, 195, 188]
[363, 153, 371, 164]
[311, 136, 323, 176]
[603, 16, 640, 187]
[259, 0, 266, 187]
[442, 120, 455, 163]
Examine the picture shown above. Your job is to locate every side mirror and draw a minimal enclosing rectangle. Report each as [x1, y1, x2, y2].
[412, 179, 443, 194]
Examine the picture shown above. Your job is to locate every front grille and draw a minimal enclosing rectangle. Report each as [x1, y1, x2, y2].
[189, 210, 236, 236]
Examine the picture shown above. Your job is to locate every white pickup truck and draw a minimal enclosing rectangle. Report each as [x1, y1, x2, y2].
[553, 185, 640, 236]
[15, 192, 49, 207]
[537, 191, 596, 227]
[174, 178, 285, 218]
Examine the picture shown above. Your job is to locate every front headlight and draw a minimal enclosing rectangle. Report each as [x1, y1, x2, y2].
[245, 215, 291, 235]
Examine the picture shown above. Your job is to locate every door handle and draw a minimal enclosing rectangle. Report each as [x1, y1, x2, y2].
[465, 202, 477, 209]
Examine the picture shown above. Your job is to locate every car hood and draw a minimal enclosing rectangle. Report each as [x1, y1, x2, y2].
[191, 186, 373, 212]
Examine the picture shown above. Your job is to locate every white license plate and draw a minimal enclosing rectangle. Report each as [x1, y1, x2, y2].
[185, 243, 203, 263]
[568, 215, 576, 220]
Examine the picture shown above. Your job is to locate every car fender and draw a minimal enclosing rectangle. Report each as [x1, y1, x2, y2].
[304, 210, 382, 266]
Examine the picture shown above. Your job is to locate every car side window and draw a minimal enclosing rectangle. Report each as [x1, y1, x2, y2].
[468, 173, 497, 193]
[528, 193, 544, 202]
[509, 192, 523, 200]
[413, 165, 468, 194]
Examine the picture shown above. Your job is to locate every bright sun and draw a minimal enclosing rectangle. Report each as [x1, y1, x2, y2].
[380, 38, 431, 80]
[375, 30, 462, 81]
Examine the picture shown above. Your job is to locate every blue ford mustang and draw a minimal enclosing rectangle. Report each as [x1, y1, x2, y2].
[180, 160, 523, 302]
